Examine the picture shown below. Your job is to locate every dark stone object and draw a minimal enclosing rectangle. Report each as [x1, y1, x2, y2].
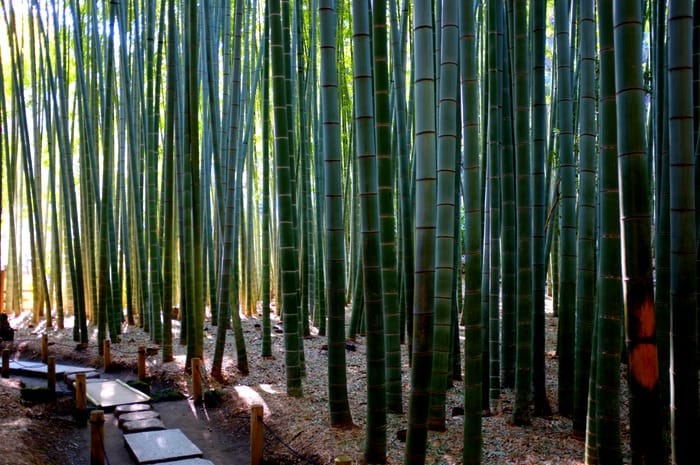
[0, 313, 14, 341]
[121, 417, 166, 433]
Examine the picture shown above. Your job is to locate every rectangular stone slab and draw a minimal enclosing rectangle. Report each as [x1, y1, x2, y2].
[114, 403, 152, 417]
[158, 459, 215, 465]
[85, 379, 151, 408]
[121, 417, 166, 433]
[9, 360, 95, 377]
[124, 429, 203, 464]
[118, 410, 160, 427]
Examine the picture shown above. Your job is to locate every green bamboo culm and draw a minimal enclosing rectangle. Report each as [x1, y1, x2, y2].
[530, 0, 552, 417]
[573, 0, 597, 436]
[389, 0, 414, 352]
[460, 0, 482, 461]
[487, 0, 503, 410]
[269, 0, 303, 397]
[319, 0, 353, 429]
[371, 0, 402, 417]
[160, 0, 179, 364]
[554, 0, 576, 418]
[667, 0, 700, 462]
[405, 0, 437, 463]
[511, 0, 533, 427]
[261, 2, 273, 360]
[613, 0, 664, 462]
[183, 0, 205, 369]
[428, 0, 459, 433]
[651, 0, 671, 429]
[590, 3, 622, 463]
[351, 1, 387, 461]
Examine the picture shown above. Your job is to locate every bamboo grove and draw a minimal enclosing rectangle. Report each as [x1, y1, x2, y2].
[0, 0, 698, 464]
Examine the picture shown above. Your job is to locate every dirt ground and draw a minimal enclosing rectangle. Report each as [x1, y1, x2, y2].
[0, 303, 631, 465]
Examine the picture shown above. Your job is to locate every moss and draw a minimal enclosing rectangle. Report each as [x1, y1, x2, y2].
[126, 380, 151, 395]
[20, 386, 54, 404]
[150, 388, 185, 402]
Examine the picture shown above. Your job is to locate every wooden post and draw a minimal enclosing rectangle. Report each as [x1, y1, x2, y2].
[103, 340, 111, 372]
[90, 410, 105, 465]
[75, 372, 87, 424]
[41, 333, 49, 363]
[47, 355, 56, 396]
[1, 349, 9, 378]
[250, 404, 264, 465]
[137, 345, 146, 381]
[75, 372, 87, 409]
[191, 357, 202, 402]
[334, 456, 352, 465]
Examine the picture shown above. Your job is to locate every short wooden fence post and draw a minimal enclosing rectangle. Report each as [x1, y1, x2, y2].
[250, 404, 264, 465]
[335, 456, 352, 465]
[137, 345, 146, 381]
[1, 348, 9, 378]
[191, 357, 202, 402]
[103, 340, 111, 371]
[41, 333, 49, 363]
[75, 372, 87, 424]
[90, 410, 106, 465]
[47, 355, 56, 396]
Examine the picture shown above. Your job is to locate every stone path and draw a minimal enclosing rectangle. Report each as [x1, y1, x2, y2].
[7, 360, 247, 465]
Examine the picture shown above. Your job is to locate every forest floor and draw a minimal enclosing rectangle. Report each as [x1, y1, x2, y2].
[0, 298, 631, 465]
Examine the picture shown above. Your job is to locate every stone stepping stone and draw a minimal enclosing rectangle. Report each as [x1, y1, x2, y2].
[85, 379, 151, 408]
[157, 460, 215, 465]
[114, 403, 152, 417]
[65, 371, 100, 385]
[122, 417, 166, 434]
[158, 460, 215, 465]
[9, 360, 95, 377]
[118, 410, 161, 428]
[124, 428, 203, 464]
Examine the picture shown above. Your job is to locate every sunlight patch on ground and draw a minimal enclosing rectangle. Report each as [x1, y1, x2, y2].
[232, 385, 271, 417]
[258, 383, 279, 394]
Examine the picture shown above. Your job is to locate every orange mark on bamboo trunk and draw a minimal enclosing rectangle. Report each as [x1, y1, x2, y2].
[634, 296, 656, 339]
[629, 343, 659, 391]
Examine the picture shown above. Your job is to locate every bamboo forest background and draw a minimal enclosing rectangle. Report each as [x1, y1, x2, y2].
[0, 0, 698, 464]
